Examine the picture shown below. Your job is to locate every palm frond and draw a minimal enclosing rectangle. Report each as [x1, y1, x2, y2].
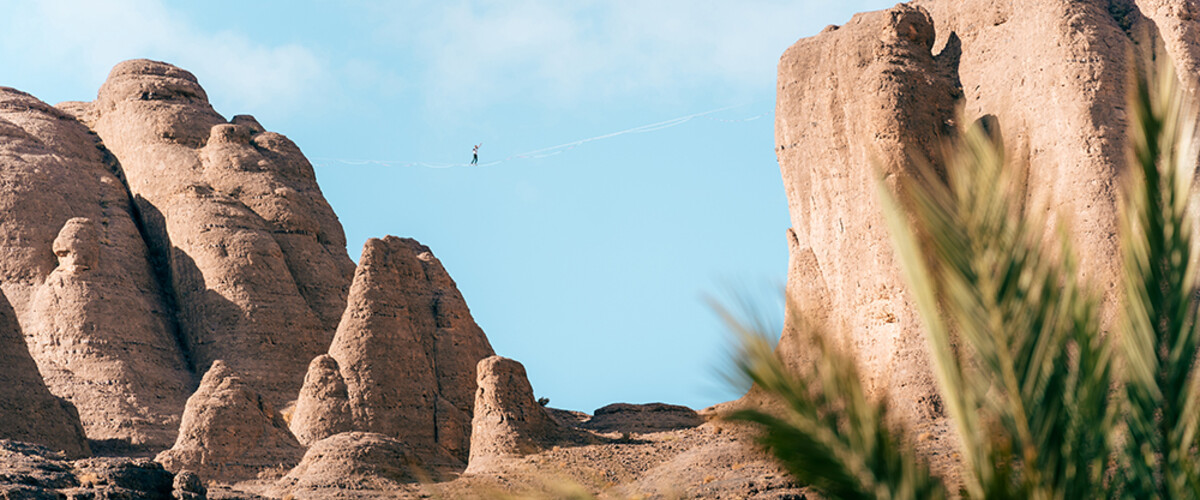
[882, 117, 1114, 499]
[720, 303, 948, 500]
[1118, 59, 1200, 500]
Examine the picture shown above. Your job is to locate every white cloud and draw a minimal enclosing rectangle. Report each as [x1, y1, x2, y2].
[387, 0, 870, 113]
[0, 0, 326, 119]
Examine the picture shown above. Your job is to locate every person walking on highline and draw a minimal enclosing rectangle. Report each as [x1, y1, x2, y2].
[471, 143, 481, 165]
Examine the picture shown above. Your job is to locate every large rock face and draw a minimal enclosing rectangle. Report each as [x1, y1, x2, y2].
[291, 236, 495, 464]
[774, 0, 1200, 424]
[774, 4, 958, 423]
[74, 59, 355, 405]
[156, 360, 303, 483]
[29, 218, 194, 450]
[0, 87, 192, 448]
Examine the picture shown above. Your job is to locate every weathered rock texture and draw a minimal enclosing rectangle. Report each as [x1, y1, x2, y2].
[73, 59, 355, 405]
[466, 356, 596, 474]
[774, 4, 958, 424]
[156, 361, 303, 483]
[289, 355, 354, 446]
[0, 87, 191, 449]
[271, 432, 424, 498]
[775, 0, 1200, 426]
[29, 218, 194, 450]
[291, 236, 495, 465]
[0, 292, 90, 458]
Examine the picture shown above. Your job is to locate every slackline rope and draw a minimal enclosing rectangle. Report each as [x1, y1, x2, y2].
[312, 104, 769, 170]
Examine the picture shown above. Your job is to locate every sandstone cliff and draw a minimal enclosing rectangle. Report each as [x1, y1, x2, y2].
[0, 86, 193, 450]
[774, 4, 958, 424]
[774, 0, 1200, 425]
[72, 59, 355, 406]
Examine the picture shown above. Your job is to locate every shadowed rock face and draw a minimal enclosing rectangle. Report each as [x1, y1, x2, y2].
[156, 360, 303, 483]
[0, 288, 89, 458]
[0, 87, 191, 449]
[78, 59, 354, 405]
[774, 0, 1200, 427]
[291, 236, 495, 465]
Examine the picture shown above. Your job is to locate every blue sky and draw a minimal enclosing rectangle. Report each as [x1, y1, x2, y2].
[1, 0, 894, 412]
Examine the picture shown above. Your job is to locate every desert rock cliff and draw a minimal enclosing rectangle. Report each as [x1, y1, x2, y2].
[775, 0, 1200, 426]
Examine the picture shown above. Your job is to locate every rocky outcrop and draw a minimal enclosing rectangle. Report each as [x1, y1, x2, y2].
[28, 218, 194, 450]
[156, 361, 303, 483]
[583, 403, 703, 434]
[289, 355, 353, 446]
[75, 59, 354, 405]
[0, 287, 90, 458]
[291, 236, 494, 464]
[774, 0, 1200, 426]
[0, 87, 191, 448]
[773, 4, 958, 424]
[271, 432, 426, 498]
[0, 440, 178, 499]
[466, 356, 596, 474]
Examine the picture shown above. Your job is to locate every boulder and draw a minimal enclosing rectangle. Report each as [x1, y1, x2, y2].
[172, 471, 207, 500]
[0, 441, 180, 499]
[466, 356, 596, 474]
[156, 361, 303, 483]
[66, 457, 175, 499]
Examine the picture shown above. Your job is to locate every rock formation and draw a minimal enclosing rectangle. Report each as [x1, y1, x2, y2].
[466, 356, 596, 474]
[773, 0, 1200, 427]
[29, 218, 194, 450]
[0, 87, 192, 448]
[291, 236, 495, 464]
[773, 3, 958, 424]
[172, 471, 207, 500]
[156, 361, 303, 482]
[0, 440, 180, 499]
[289, 355, 353, 446]
[583, 403, 704, 434]
[271, 432, 424, 498]
[69, 59, 355, 405]
[0, 290, 90, 458]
